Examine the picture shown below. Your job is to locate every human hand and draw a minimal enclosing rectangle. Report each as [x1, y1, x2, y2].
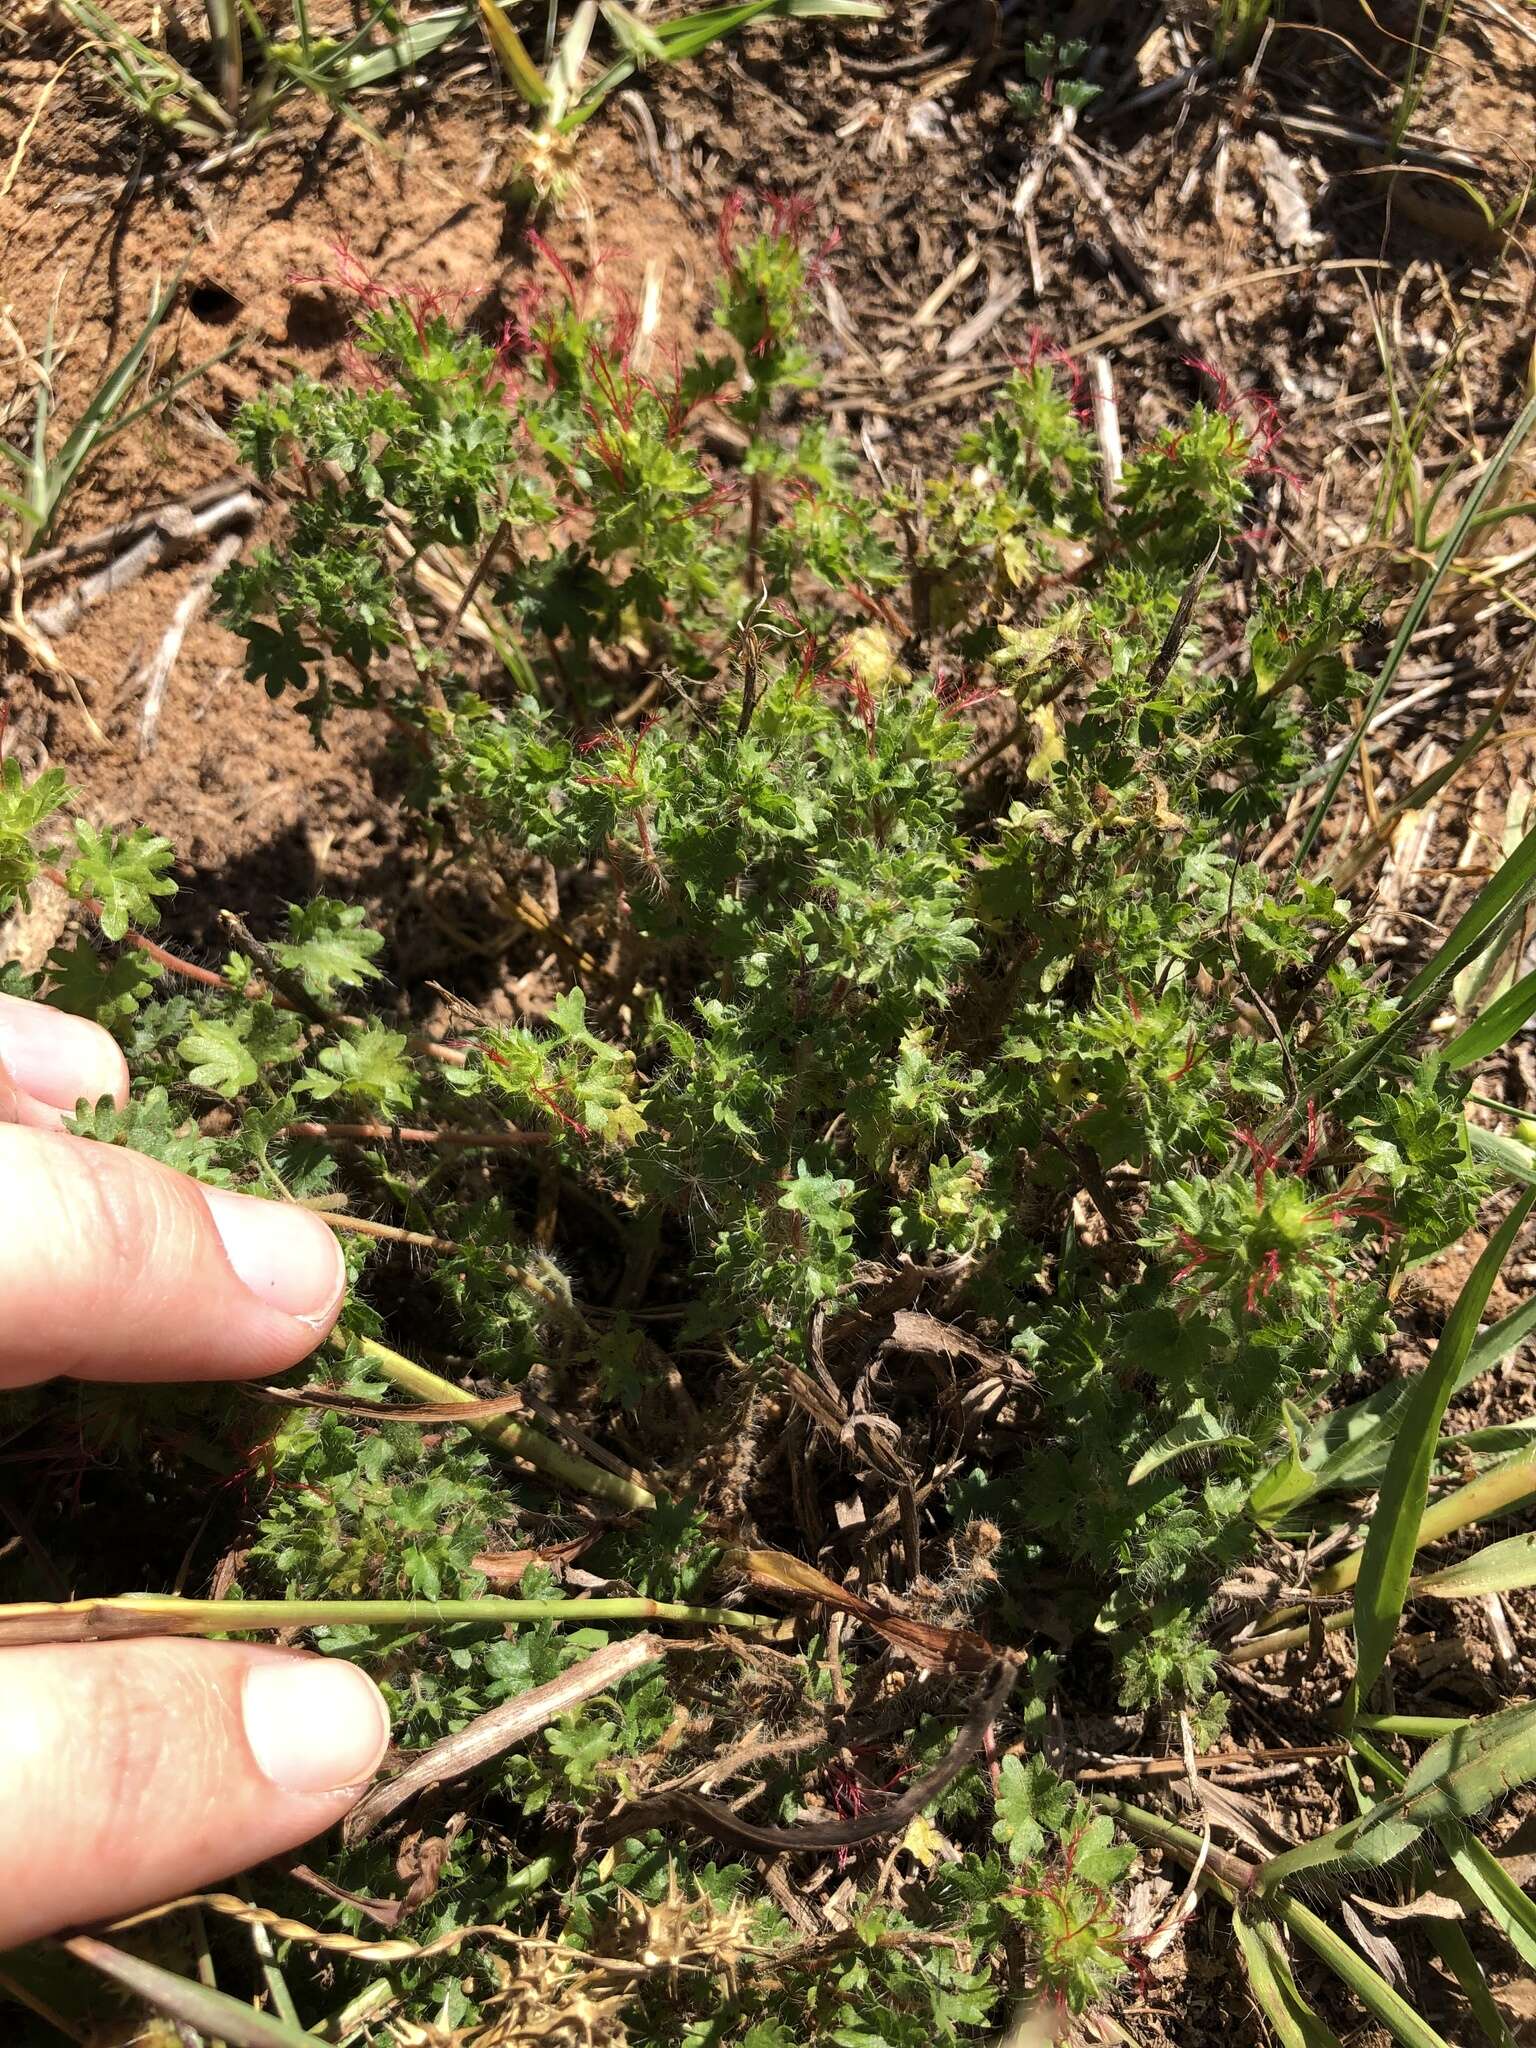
[0, 992, 391, 1948]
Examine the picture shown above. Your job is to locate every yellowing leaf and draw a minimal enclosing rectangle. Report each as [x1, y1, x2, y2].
[1025, 703, 1064, 782]
[477, 0, 551, 107]
[902, 1812, 946, 1868]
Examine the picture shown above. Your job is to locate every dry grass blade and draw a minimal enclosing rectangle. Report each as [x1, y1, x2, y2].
[0, 1591, 768, 1646]
[344, 1633, 664, 1842]
[735, 1544, 1000, 1673]
[1294, 393, 1536, 876]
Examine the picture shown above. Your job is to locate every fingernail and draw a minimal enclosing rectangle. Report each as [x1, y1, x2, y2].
[202, 1186, 347, 1327]
[243, 1658, 391, 1794]
[0, 996, 129, 1114]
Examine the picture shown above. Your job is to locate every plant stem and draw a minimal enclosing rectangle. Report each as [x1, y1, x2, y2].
[1226, 1606, 1353, 1665]
[1092, 1796, 1251, 1899]
[1352, 1710, 1470, 1738]
[353, 1335, 656, 1512]
[40, 868, 468, 1067]
[284, 1120, 549, 1151]
[0, 1590, 765, 1645]
[1313, 1448, 1536, 1596]
[320, 1222, 589, 1335]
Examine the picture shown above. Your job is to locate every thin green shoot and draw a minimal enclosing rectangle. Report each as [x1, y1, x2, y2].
[1392, 0, 1457, 154]
[0, 263, 230, 556]
[1293, 391, 1536, 876]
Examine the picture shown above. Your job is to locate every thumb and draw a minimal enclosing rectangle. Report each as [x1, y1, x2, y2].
[0, 1640, 390, 1947]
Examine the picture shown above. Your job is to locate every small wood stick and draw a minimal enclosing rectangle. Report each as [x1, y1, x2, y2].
[137, 529, 245, 757]
[30, 490, 257, 640]
[1484, 1591, 1525, 1681]
[1088, 353, 1123, 512]
[343, 1633, 664, 1842]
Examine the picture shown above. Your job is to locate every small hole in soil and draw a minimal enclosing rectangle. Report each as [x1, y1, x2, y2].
[188, 281, 243, 326]
[285, 287, 353, 351]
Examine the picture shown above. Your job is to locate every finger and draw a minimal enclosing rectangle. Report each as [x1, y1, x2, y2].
[0, 1124, 346, 1387]
[0, 992, 130, 1132]
[0, 1640, 390, 1947]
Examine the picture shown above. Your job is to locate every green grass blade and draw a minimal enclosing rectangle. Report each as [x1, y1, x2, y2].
[1233, 1907, 1345, 2048]
[599, 0, 667, 60]
[1332, 674, 1523, 894]
[1345, 1731, 1536, 1983]
[1424, 1921, 1518, 2048]
[1451, 1419, 1536, 1458]
[78, 338, 240, 456]
[1436, 1824, 1536, 1972]
[547, 0, 597, 121]
[1343, 1189, 1536, 1722]
[64, 1938, 316, 2048]
[1399, 813, 1536, 1013]
[356, 1334, 655, 1509]
[1275, 1895, 1455, 2048]
[1397, 1702, 1536, 1816]
[1469, 1118, 1536, 1186]
[60, 0, 234, 134]
[1297, 1280, 1536, 1499]
[1415, 1531, 1536, 1598]
[1447, 965, 1536, 1067]
[478, 0, 554, 106]
[1294, 392, 1536, 876]
[564, 0, 882, 127]
[1248, 1399, 1315, 1525]
[1312, 1448, 1536, 1598]
[38, 266, 191, 548]
[1107, 1794, 1454, 2048]
[1289, 816, 1536, 1120]
[1354, 1713, 1471, 1739]
[1254, 1786, 1424, 1897]
[1129, 1407, 1249, 1486]
[336, 6, 475, 88]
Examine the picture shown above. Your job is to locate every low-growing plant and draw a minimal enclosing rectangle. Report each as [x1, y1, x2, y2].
[8, 200, 1536, 2044]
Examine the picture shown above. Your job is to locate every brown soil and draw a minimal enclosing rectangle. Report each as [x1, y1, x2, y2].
[5, 1, 1536, 2041]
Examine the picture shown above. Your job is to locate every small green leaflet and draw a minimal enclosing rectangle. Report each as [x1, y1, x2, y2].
[272, 898, 385, 999]
[306, 1024, 417, 1117]
[178, 1015, 259, 1096]
[67, 822, 176, 939]
[992, 1753, 1072, 1864]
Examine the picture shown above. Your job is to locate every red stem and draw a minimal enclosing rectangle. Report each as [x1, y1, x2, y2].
[39, 868, 467, 1067]
[283, 1120, 548, 1150]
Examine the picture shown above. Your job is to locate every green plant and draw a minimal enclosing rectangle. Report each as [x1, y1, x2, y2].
[1004, 35, 1100, 124]
[0, 263, 226, 555]
[6, 204, 1536, 2045]
[62, 0, 882, 164]
[1210, 0, 1273, 68]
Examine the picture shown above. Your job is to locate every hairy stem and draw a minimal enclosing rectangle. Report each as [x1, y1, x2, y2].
[352, 1334, 655, 1512]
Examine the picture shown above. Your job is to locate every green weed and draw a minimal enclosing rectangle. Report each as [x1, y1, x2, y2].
[4, 202, 1535, 2044]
